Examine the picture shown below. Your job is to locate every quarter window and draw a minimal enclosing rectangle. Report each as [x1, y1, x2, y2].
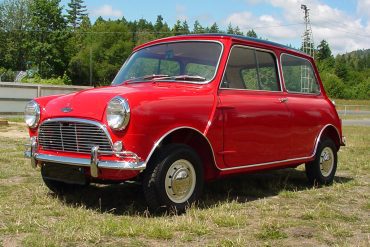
[281, 54, 320, 94]
[221, 46, 280, 91]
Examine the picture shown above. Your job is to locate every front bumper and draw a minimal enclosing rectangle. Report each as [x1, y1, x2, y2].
[24, 137, 146, 178]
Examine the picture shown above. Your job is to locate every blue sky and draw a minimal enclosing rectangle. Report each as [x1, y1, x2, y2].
[60, 0, 370, 54]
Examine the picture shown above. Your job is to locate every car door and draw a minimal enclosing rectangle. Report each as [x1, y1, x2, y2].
[218, 45, 292, 168]
[281, 53, 324, 158]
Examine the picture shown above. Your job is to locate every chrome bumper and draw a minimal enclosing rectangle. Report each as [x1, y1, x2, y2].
[24, 137, 146, 178]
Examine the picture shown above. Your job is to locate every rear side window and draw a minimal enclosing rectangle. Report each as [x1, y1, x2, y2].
[281, 54, 320, 94]
[221, 46, 280, 91]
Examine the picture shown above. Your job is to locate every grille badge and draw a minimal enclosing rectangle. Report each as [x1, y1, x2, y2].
[61, 106, 73, 113]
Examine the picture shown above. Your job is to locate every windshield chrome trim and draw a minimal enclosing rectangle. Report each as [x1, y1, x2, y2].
[112, 40, 224, 85]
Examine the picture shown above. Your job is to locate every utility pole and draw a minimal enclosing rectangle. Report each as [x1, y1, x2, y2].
[89, 46, 93, 87]
[300, 4, 315, 93]
[301, 4, 314, 57]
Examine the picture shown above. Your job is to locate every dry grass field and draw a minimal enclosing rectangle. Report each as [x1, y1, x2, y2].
[0, 122, 369, 246]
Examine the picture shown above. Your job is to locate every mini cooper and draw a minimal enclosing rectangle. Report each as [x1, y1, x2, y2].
[25, 34, 346, 212]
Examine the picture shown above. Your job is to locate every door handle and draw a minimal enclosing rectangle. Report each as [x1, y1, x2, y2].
[216, 105, 235, 110]
[279, 98, 288, 103]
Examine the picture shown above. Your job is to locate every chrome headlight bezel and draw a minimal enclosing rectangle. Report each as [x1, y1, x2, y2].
[106, 96, 130, 130]
[24, 100, 40, 128]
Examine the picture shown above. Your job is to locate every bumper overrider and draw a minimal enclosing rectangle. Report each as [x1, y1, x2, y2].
[24, 137, 146, 178]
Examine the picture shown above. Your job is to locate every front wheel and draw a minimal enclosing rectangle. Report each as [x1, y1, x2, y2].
[41, 165, 88, 194]
[142, 144, 204, 213]
[305, 138, 338, 186]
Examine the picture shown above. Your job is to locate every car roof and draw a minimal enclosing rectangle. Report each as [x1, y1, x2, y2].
[134, 33, 309, 58]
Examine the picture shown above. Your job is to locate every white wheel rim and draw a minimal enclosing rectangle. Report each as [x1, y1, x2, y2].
[164, 159, 196, 204]
[320, 147, 334, 177]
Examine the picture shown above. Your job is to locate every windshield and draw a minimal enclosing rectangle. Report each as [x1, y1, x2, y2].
[112, 41, 222, 85]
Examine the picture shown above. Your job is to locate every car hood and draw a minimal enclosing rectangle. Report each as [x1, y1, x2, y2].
[41, 82, 209, 121]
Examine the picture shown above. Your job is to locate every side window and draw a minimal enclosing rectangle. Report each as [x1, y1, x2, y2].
[221, 46, 280, 91]
[281, 54, 320, 94]
[256, 51, 279, 91]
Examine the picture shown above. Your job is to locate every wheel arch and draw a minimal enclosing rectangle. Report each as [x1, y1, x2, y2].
[145, 127, 219, 180]
[316, 124, 341, 152]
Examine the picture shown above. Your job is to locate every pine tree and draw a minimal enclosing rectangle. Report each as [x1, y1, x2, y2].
[182, 20, 190, 34]
[193, 20, 204, 34]
[246, 29, 257, 38]
[66, 0, 87, 30]
[335, 55, 349, 81]
[234, 26, 243, 35]
[316, 40, 333, 61]
[172, 20, 182, 35]
[227, 23, 234, 34]
[154, 15, 164, 33]
[208, 23, 219, 33]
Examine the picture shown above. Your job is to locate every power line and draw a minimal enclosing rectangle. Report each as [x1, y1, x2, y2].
[1, 23, 369, 38]
[310, 20, 370, 38]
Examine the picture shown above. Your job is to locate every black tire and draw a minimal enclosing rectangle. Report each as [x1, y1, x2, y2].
[305, 138, 338, 186]
[42, 176, 79, 194]
[41, 167, 88, 194]
[142, 144, 204, 213]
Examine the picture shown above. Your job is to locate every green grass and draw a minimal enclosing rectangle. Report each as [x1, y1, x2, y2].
[0, 125, 369, 246]
[0, 115, 24, 123]
[255, 223, 288, 240]
[340, 114, 370, 120]
[334, 99, 370, 106]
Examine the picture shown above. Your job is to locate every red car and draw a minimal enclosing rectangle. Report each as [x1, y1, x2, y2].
[25, 34, 346, 212]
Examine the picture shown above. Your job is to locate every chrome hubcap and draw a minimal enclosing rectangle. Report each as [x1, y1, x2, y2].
[165, 159, 196, 204]
[320, 147, 334, 177]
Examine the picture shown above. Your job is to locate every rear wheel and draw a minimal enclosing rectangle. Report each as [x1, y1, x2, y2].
[305, 138, 338, 186]
[142, 144, 204, 213]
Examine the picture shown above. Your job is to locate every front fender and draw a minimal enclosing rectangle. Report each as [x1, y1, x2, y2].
[118, 92, 216, 163]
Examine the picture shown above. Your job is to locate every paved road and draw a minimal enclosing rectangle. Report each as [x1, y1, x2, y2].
[342, 119, 370, 126]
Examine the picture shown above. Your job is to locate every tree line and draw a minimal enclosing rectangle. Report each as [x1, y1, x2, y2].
[315, 40, 369, 99]
[0, 0, 368, 99]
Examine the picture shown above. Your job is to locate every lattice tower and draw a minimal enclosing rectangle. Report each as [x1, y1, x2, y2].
[300, 4, 315, 93]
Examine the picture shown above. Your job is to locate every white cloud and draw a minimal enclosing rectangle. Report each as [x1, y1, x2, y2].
[176, 4, 188, 21]
[225, 11, 298, 42]
[92, 5, 123, 18]
[357, 0, 370, 17]
[227, 0, 370, 54]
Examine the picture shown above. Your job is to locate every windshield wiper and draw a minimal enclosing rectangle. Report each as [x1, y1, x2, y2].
[170, 75, 206, 82]
[124, 74, 170, 84]
[124, 74, 207, 84]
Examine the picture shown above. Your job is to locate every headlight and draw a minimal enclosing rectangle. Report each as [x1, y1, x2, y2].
[24, 100, 40, 128]
[107, 96, 130, 130]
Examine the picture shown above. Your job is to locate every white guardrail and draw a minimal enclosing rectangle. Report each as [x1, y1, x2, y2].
[336, 104, 370, 116]
[0, 82, 92, 114]
[1, 81, 368, 116]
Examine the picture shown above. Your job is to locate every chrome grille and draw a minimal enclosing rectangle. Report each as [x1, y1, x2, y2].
[38, 120, 112, 153]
